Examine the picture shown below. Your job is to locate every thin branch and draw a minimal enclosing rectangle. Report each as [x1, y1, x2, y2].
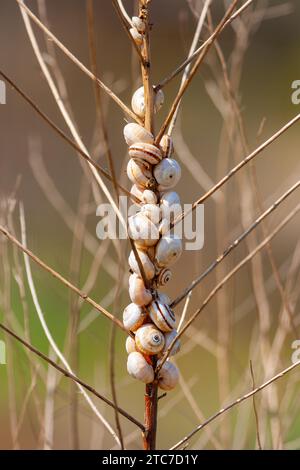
[250, 361, 262, 450]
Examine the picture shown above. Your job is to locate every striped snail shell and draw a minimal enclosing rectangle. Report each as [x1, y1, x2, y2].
[132, 16, 146, 33]
[135, 323, 165, 355]
[155, 234, 182, 268]
[128, 249, 155, 280]
[127, 159, 152, 187]
[127, 352, 154, 384]
[162, 329, 181, 356]
[123, 302, 147, 332]
[149, 299, 176, 332]
[156, 268, 172, 286]
[125, 336, 137, 354]
[124, 123, 154, 146]
[141, 203, 161, 225]
[158, 361, 179, 391]
[154, 158, 181, 190]
[142, 189, 157, 205]
[131, 86, 164, 118]
[128, 213, 159, 248]
[129, 273, 152, 306]
[129, 142, 162, 165]
[129, 27, 143, 46]
[160, 134, 174, 158]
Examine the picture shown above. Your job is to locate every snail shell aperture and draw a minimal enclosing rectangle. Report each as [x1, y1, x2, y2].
[135, 323, 165, 355]
[127, 352, 154, 383]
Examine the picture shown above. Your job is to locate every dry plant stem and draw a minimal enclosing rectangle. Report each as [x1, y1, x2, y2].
[155, 0, 254, 91]
[0, 322, 144, 431]
[0, 223, 127, 333]
[16, 0, 141, 124]
[0, 70, 139, 204]
[171, 179, 300, 307]
[250, 361, 262, 450]
[171, 357, 300, 450]
[159, 202, 300, 373]
[172, 112, 300, 229]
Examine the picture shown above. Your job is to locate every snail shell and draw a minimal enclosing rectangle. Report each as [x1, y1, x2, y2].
[130, 184, 144, 203]
[162, 329, 181, 356]
[149, 299, 176, 332]
[127, 352, 154, 383]
[127, 159, 152, 187]
[156, 268, 172, 286]
[129, 27, 143, 46]
[132, 16, 146, 33]
[160, 191, 181, 220]
[155, 235, 182, 267]
[160, 135, 174, 158]
[158, 361, 179, 391]
[128, 249, 155, 280]
[142, 189, 157, 205]
[128, 213, 159, 247]
[129, 273, 152, 306]
[158, 218, 170, 236]
[154, 158, 181, 190]
[124, 123, 154, 146]
[157, 292, 171, 305]
[129, 143, 162, 165]
[131, 86, 165, 118]
[135, 323, 165, 355]
[123, 302, 147, 332]
[125, 336, 137, 354]
[141, 203, 161, 225]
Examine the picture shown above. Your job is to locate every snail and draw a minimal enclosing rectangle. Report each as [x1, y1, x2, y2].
[131, 86, 164, 118]
[129, 142, 162, 165]
[127, 352, 154, 384]
[125, 336, 137, 354]
[130, 184, 144, 202]
[149, 299, 176, 332]
[129, 273, 152, 306]
[158, 218, 170, 236]
[124, 123, 154, 146]
[130, 27, 143, 46]
[160, 134, 174, 158]
[157, 292, 171, 306]
[127, 159, 152, 187]
[132, 16, 146, 33]
[123, 302, 147, 332]
[160, 191, 181, 220]
[162, 329, 181, 356]
[156, 267, 172, 286]
[135, 323, 165, 355]
[155, 234, 182, 268]
[153, 158, 181, 190]
[142, 189, 157, 205]
[128, 249, 155, 280]
[141, 203, 161, 225]
[128, 213, 159, 248]
[158, 361, 179, 391]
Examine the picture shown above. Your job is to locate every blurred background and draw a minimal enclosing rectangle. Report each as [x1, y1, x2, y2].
[0, 0, 300, 450]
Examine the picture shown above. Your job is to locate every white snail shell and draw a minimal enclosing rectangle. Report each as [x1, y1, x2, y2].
[158, 361, 179, 391]
[132, 16, 146, 33]
[129, 143, 162, 165]
[154, 158, 181, 190]
[160, 135, 174, 158]
[155, 235, 182, 267]
[129, 273, 152, 306]
[149, 299, 176, 332]
[130, 184, 144, 202]
[135, 323, 165, 355]
[124, 123, 154, 146]
[142, 189, 157, 205]
[127, 159, 152, 187]
[162, 329, 181, 356]
[129, 27, 143, 46]
[158, 218, 170, 236]
[156, 268, 172, 286]
[160, 191, 181, 220]
[127, 352, 154, 383]
[125, 336, 137, 354]
[128, 249, 155, 280]
[131, 86, 165, 118]
[141, 203, 161, 225]
[123, 302, 147, 332]
[128, 213, 159, 248]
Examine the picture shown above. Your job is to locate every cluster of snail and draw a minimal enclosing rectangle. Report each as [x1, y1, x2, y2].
[122, 42, 183, 390]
